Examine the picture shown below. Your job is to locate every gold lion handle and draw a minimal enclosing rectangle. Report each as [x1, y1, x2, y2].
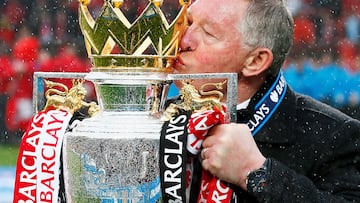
[44, 79, 100, 116]
[163, 80, 226, 120]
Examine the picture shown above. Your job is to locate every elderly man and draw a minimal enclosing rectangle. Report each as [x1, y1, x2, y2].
[173, 0, 360, 202]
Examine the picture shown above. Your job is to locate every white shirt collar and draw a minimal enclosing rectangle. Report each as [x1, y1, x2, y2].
[236, 99, 251, 110]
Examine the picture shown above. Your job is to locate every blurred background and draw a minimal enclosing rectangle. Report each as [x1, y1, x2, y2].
[0, 0, 359, 202]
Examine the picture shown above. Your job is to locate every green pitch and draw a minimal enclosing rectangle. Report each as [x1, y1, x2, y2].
[0, 144, 19, 166]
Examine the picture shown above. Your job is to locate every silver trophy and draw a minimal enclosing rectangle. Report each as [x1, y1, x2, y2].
[64, 0, 188, 201]
[33, 0, 237, 202]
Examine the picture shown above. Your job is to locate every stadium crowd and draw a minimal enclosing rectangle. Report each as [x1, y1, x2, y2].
[0, 0, 359, 144]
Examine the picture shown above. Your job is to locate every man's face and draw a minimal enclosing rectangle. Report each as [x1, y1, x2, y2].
[175, 0, 251, 78]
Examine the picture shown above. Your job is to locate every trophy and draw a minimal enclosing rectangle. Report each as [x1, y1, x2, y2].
[31, 0, 238, 202]
[62, 0, 188, 202]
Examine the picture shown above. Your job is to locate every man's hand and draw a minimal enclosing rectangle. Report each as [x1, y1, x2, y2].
[201, 123, 266, 190]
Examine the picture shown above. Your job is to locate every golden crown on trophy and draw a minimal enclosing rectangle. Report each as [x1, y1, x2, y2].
[79, 0, 189, 72]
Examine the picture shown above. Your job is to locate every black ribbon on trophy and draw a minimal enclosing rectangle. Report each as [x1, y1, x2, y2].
[160, 80, 234, 203]
[160, 109, 191, 202]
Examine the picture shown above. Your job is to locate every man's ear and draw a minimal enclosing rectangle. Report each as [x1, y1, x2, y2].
[242, 48, 273, 77]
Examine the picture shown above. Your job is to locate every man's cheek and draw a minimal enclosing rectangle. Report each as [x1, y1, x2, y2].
[196, 54, 216, 69]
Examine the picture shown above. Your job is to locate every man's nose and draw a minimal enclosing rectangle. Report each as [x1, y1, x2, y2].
[180, 26, 195, 52]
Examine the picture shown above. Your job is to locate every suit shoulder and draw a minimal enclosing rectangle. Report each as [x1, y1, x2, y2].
[294, 92, 358, 124]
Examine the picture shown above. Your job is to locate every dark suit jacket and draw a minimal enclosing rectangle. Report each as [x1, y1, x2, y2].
[191, 81, 360, 202]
